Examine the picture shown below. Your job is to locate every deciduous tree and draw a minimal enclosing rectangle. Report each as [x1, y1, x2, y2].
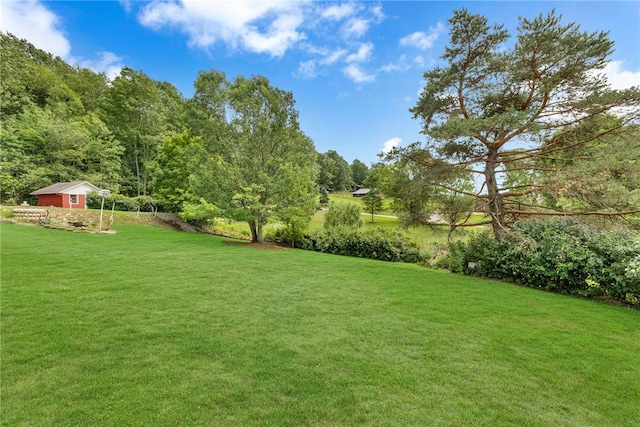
[361, 167, 383, 223]
[189, 72, 317, 243]
[323, 202, 363, 230]
[151, 131, 204, 212]
[317, 150, 352, 191]
[101, 68, 183, 196]
[350, 159, 369, 187]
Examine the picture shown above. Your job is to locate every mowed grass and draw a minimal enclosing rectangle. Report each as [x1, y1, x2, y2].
[2, 223, 639, 426]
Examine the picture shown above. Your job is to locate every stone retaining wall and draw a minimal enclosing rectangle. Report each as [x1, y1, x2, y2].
[12, 208, 48, 219]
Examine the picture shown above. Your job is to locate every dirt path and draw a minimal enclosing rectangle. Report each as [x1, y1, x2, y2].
[155, 213, 201, 233]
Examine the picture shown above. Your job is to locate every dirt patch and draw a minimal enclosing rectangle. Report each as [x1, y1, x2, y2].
[155, 212, 201, 232]
[222, 240, 290, 251]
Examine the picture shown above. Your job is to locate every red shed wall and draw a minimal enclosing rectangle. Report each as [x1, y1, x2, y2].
[37, 193, 86, 208]
[37, 194, 63, 207]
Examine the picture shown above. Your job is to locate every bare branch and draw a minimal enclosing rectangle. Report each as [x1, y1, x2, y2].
[507, 208, 640, 217]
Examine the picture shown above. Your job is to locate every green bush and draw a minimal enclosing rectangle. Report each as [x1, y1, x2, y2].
[446, 232, 507, 277]
[451, 217, 640, 306]
[589, 231, 640, 303]
[207, 219, 253, 240]
[294, 227, 423, 263]
[179, 199, 219, 228]
[266, 225, 300, 248]
[323, 202, 363, 230]
[419, 241, 451, 269]
[0, 207, 15, 218]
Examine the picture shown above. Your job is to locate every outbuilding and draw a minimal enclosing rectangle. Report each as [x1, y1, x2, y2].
[352, 188, 371, 197]
[30, 181, 100, 209]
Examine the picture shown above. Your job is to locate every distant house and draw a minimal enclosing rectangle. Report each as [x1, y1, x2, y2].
[352, 188, 371, 198]
[30, 181, 100, 209]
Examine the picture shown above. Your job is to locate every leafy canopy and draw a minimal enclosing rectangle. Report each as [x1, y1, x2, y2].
[188, 72, 317, 243]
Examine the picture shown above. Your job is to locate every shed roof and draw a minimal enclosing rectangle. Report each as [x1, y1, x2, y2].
[352, 188, 371, 196]
[30, 181, 99, 195]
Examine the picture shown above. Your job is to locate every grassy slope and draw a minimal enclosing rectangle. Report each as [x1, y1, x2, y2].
[2, 222, 639, 426]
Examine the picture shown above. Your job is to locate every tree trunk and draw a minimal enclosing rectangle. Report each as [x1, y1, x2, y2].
[485, 148, 506, 236]
[256, 219, 264, 243]
[249, 220, 258, 243]
[290, 223, 295, 248]
[133, 140, 142, 197]
[248, 218, 265, 243]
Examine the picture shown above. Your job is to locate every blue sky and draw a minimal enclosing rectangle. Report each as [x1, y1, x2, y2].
[2, 1, 639, 165]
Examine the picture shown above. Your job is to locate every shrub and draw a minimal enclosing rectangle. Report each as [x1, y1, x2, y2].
[208, 219, 252, 240]
[265, 224, 309, 248]
[179, 199, 220, 228]
[451, 217, 640, 306]
[420, 241, 451, 269]
[323, 202, 363, 230]
[0, 207, 14, 218]
[291, 227, 422, 263]
[450, 232, 507, 278]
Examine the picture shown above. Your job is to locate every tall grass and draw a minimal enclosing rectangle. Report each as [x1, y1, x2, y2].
[2, 222, 639, 426]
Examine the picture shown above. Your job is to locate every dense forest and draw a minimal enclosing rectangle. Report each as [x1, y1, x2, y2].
[0, 33, 362, 207]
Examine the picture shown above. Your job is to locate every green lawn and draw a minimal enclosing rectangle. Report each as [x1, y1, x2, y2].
[2, 222, 639, 426]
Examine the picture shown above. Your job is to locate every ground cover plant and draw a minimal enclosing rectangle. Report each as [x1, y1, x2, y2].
[2, 222, 639, 426]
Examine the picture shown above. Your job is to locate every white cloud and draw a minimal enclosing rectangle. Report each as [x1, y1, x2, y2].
[338, 3, 382, 39]
[370, 5, 384, 21]
[400, 22, 444, 50]
[380, 54, 409, 73]
[321, 3, 356, 21]
[381, 137, 402, 154]
[343, 17, 369, 38]
[322, 48, 347, 65]
[296, 59, 318, 79]
[138, 1, 186, 29]
[346, 42, 373, 63]
[604, 61, 640, 90]
[138, 0, 309, 57]
[343, 64, 375, 83]
[119, 0, 134, 13]
[0, 0, 70, 58]
[137, 1, 387, 84]
[243, 11, 306, 56]
[138, 1, 387, 84]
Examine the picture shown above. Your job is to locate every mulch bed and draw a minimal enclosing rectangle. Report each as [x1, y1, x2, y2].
[222, 240, 290, 251]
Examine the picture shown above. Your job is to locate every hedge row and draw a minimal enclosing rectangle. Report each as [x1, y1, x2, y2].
[268, 226, 423, 263]
[443, 217, 640, 306]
